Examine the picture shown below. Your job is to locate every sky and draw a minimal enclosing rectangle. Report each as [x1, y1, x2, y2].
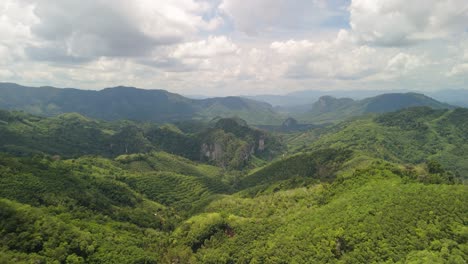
[0, 0, 467, 96]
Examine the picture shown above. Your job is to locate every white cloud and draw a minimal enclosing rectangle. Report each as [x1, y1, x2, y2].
[5, 0, 221, 61]
[349, 0, 468, 46]
[270, 32, 389, 80]
[386, 53, 425, 74]
[0, 0, 37, 43]
[171, 36, 239, 59]
[128, 0, 222, 40]
[0, 0, 467, 95]
[447, 63, 468, 76]
[219, 0, 339, 34]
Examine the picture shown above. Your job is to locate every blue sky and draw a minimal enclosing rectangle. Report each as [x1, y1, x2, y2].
[0, 0, 467, 95]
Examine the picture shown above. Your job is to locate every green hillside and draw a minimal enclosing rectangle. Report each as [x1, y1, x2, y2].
[0, 110, 282, 169]
[293, 107, 468, 179]
[238, 149, 353, 190]
[192, 162, 466, 263]
[0, 106, 467, 263]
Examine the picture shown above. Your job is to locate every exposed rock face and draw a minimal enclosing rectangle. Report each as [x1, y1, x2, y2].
[282, 117, 298, 128]
[201, 143, 223, 161]
[199, 117, 283, 169]
[312, 96, 354, 114]
[239, 144, 251, 162]
[258, 137, 265, 151]
[200, 135, 265, 168]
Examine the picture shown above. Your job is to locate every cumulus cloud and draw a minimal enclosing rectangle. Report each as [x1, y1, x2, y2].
[386, 53, 425, 74]
[447, 42, 468, 76]
[270, 31, 388, 80]
[447, 63, 468, 76]
[0, 1, 37, 43]
[349, 0, 468, 46]
[10, 0, 221, 62]
[171, 36, 239, 59]
[0, 0, 467, 95]
[219, 0, 344, 34]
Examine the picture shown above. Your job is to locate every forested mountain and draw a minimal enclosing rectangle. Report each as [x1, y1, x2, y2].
[289, 107, 468, 179]
[2, 0, 468, 262]
[1, 83, 457, 127]
[0, 105, 467, 263]
[247, 89, 468, 108]
[0, 83, 283, 125]
[297, 92, 453, 123]
[246, 89, 412, 107]
[0, 110, 283, 169]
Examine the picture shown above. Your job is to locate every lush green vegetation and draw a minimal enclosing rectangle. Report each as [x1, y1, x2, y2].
[0, 110, 282, 169]
[294, 107, 468, 180]
[0, 106, 467, 263]
[178, 161, 466, 263]
[238, 149, 353, 190]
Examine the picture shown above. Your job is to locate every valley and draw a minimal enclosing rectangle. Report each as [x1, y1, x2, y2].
[2, 1, 468, 263]
[0, 84, 466, 263]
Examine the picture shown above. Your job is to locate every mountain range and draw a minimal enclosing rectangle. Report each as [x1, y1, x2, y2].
[0, 83, 282, 125]
[0, 105, 466, 263]
[247, 88, 468, 108]
[297, 92, 454, 123]
[0, 83, 460, 127]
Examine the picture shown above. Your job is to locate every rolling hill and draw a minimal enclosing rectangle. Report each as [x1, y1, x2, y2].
[0, 105, 466, 263]
[0, 83, 283, 125]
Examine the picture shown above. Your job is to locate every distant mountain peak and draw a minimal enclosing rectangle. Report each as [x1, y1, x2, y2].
[312, 96, 354, 114]
[299, 92, 455, 124]
[362, 92, 453, 113]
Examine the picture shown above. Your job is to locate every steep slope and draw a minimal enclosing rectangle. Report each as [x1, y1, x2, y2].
[0, 83, 282, 125]
[298, 92, 454, 123]
[199, 117, 284, 169]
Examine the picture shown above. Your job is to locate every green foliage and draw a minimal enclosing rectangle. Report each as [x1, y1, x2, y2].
[199, 118, 285, 169]
[145, 125, 201, 159]
[116, 151, 221, 177]
[173, 162, 467, 263]
[122, 171, 230, 215]
[295, 107, 468, 179]
[0, 104, 467, 263]
[239, 149, 353, 190]
[0, 110, 284, 169]
[0, 199, 165, 263]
